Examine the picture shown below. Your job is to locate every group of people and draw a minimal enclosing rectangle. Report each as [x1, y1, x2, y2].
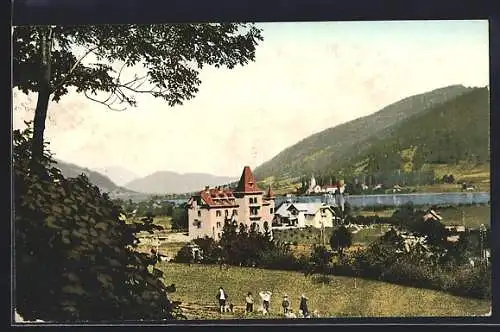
[216, 287, 314, 318]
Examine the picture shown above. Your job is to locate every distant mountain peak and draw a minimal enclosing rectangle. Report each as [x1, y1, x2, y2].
[124, 170, 238, 194]
[96, 165, 139, 187]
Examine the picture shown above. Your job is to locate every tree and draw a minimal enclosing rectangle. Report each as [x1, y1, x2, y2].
[330, 226, 352, 258]
[411, 218, 448, 248]
[390, 202, 417, 230]
[304, 245, 332, 282]
[13, 24, 263, 162]
[171, 204, 188, 231]
[14, 125, 183, 321]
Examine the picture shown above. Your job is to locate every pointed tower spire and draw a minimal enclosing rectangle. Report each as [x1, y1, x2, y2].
[266, 184, 275, 199]
[235, 166, 263, 193]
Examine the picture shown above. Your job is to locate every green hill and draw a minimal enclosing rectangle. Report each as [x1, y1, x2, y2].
[348, 87, 490, 177]
[253, 85, 489, 190]
[52, 159, 137, 195]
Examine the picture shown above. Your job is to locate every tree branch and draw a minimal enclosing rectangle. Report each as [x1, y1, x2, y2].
[51, 44, 101, 95]
[84, 90, 127, 112]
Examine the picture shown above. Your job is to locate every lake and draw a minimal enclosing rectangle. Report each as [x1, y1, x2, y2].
[274, 192, 490, 208]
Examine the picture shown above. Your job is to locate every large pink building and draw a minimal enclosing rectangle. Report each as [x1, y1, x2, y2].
[187, 166, 275, 240]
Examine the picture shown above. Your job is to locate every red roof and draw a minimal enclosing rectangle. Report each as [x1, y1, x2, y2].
[235, 166, 263, 193]
[193, 187, 238, 208]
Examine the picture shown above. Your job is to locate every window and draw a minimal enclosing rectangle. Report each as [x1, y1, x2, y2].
[225, 210, 229, 217]
[216, 222, 221, 228]
[233, 209, 238, 216]
[249, 197, 253, 204]
[216, 210, 221, 217]
[270, 208, 274, 214]
[196, 221, 202, 229]
[198, 210, 201, 217]
[250, 207, 259, 216]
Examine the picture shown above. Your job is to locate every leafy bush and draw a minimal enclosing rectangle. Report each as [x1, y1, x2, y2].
[14, 125, 184, 321]
[173, 244, 195, 263]
[343, 235, 491, 299]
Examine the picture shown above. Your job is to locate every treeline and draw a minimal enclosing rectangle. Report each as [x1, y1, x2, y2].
[174, 221, 300, 270]
[356, 88, 490, 173]
[112, 198, 188, 230]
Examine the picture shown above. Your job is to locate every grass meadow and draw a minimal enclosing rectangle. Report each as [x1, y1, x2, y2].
[159, 263, 491, 320]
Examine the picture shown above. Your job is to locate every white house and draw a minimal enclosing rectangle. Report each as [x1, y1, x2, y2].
[303, 204, 336, 228]
[274, 202, 336, 229]
[274, 200, 295, 226]
[282, 203, 308, 228]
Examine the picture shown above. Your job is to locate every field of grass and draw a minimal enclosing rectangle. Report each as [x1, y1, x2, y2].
[438, 204, 490, 228]
[355, 209, 396, 218]
[159, 263, 490, 319]
[273, 225, 393, 248]
[350, 225, 392, 244]
[353, 204, 490, 228]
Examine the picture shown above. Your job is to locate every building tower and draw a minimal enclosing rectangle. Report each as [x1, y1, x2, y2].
[233, 166, 266, 232]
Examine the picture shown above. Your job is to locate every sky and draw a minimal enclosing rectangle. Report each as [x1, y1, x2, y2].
[12, 20, 489, 179]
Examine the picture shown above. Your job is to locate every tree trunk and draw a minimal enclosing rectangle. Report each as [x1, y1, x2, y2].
[31, 27, 53, 163]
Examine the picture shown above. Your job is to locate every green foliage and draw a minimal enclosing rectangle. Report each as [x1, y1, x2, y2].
[13, 24, 263, 161]
[14, 124, 184, 321]
[304, 245, 333, 277]
[171, 204, 188, 231]
[13, 24, 263, 108]
[329, 226, 353, 257]
[339, 228, 491, 299]
[192, 237, 221, 264]
[178, 221, 299, 270]
[411, 218, 448, 247]
[354, 87, 489, 176]
[173, 244, 196, 264]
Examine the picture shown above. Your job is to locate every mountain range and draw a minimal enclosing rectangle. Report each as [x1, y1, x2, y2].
[123, 171, 238, 194]
[95, 166, 140, 187]
[53, 160, 237, 195]
[52, 159, 134, 194]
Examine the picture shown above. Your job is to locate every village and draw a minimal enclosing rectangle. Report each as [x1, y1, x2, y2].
[135, 165, 490, 271]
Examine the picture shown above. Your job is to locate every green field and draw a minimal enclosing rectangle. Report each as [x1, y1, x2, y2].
[159, 263, 490, 319]
[273, 225, 392, 247]
[438, 205, 490, 228]
[354, 204, 490, 228]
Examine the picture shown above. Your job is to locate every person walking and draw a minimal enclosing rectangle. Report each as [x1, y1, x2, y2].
[281, 294, 290, 314]
[216, 287, 228, 313]
[299, 294, 309, 318]
[259, 290, 272, 315]
[245, 292, 254, 314]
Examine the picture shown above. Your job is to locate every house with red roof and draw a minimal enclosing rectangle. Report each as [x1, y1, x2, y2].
[187, 166, 275, 240]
